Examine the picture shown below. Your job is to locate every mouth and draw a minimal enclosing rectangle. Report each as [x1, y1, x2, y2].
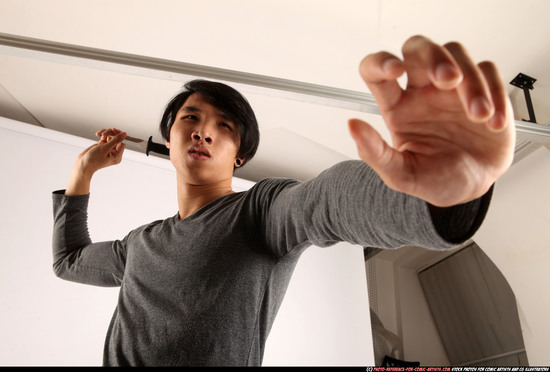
[188, 145, 211, 160]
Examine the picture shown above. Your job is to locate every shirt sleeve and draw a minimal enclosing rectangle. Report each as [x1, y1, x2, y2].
[52, 190, 127, 287]
[255, 160, 491, 257]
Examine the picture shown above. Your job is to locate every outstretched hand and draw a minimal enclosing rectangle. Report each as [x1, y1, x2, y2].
[349, 35, 515, 207]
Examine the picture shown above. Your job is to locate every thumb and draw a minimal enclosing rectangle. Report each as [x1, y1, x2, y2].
[348, 119, 409, 193]
[348, 118, 393, 169]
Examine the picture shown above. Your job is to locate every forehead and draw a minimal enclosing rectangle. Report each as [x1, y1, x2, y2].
[179, 93, 228, 118]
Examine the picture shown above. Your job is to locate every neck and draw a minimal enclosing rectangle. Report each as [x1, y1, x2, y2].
[176, 176, 234, 220]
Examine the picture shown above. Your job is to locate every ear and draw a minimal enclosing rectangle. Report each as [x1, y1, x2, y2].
[165, 140, 170, 149]
[234, 158, 244, 167]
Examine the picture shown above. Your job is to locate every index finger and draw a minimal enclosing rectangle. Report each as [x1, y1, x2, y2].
[359, 51, 405, 111]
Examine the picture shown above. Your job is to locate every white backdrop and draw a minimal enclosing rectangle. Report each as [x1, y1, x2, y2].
[0, 117, 373, 366]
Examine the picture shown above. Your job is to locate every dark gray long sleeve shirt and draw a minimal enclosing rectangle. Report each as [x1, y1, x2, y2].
[51, 160, 491, 366]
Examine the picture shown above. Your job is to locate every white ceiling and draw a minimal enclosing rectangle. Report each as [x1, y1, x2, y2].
[1, 0, 549, 182]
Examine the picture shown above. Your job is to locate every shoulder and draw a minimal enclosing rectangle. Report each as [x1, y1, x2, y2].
[318, 160, 372, 177]
[244, 176, 300, 203]
[243, 160, 374, 199]
[248, 161, 367, 189]
[251, 176, 300, 192]
[125, 216, 174, 239]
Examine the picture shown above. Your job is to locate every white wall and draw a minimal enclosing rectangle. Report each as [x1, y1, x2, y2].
[0, 117, 373, 366]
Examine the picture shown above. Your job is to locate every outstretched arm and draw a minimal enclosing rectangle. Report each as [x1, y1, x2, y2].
[348, 35, 515, 207]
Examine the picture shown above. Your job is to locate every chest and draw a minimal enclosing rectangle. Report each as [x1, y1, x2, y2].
[124, 216, 274, 289]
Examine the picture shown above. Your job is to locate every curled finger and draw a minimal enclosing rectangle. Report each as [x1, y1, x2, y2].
[478, 61, 512, 132]
[95, 129, 107, 137]
[359, 51, 405, 111]
[444, 42, 494, 123]
[99, 131, 127, 155]
[402, 35, 463, 90]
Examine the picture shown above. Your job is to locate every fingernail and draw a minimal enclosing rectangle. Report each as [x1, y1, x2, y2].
[435, 63, 459, 82]
[470, 97, 491, 119]
[489, 113, 505, 131]
[383, 58, 401, 73]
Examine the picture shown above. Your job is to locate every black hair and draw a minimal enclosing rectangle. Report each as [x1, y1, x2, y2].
[159, 79, 260, 168]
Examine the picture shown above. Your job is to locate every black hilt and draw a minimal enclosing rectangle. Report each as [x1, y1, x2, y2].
[146, 136, 170, 156]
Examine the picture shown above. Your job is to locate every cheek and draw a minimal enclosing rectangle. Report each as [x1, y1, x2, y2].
[228, 139, 241, 159]
[220, 145, 238, 162]
[169, 125, 191, 144]
[232, 133, 242, 155]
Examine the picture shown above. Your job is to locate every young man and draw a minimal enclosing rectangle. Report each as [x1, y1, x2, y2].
[52, 36, 515, 366]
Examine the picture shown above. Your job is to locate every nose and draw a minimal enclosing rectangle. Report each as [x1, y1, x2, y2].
[191, 129, 213, 144]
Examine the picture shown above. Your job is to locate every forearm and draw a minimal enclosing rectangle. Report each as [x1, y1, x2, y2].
[335, 162, 492, 249]
[65, 163, 94, 196]
[266, 160, 492, 253]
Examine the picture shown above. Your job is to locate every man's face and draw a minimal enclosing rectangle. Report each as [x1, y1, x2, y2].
[166, 93, 242, 185]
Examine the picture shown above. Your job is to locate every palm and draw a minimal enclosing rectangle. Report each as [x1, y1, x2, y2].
[349, 36, 515, 207]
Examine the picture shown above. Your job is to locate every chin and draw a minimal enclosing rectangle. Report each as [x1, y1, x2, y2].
[185, 169, 232, 186]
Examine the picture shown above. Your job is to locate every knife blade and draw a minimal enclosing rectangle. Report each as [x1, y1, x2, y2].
[123, 135, 170, 156]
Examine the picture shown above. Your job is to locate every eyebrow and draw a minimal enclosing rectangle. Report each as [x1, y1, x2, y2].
[181, 106, 231, 121]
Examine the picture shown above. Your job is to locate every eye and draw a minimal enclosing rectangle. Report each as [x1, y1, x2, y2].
[183, 114, 198, 121]
[220, 122, 232, 130]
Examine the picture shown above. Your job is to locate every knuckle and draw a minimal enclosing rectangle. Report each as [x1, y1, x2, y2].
[406, 34, 429, 44]
[359, 53, 377, 73]
[478, 60, 496, 71]
[443, 41, 464, 52]
[359, 52, 400, 80]
[402, 35, 431, 52]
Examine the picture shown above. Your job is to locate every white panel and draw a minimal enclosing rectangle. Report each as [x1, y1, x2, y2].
[0, 117, 373, 366]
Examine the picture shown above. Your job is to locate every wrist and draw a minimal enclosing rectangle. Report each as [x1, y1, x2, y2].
[65, 166, 94, 196]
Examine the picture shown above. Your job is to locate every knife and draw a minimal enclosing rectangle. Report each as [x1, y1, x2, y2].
[123, 135, 170, 156]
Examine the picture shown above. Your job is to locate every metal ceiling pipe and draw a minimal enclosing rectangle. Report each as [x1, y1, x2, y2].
[1, 31, 549, 142]
[0, 32, 378, 114]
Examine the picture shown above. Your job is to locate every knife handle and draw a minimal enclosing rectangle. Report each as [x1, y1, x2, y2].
[146, 136, 170, 156]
